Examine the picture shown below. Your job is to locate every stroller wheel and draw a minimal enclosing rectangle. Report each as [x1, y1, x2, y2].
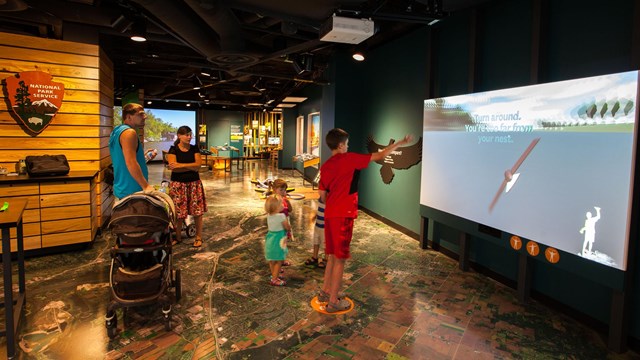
[174, 269, 182, 302]
[186, 224, 197, 238]
[163, 306, 172, 332]
[105, 311, 118, 339]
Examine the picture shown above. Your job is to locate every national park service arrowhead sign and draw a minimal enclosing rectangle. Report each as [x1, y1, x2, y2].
[4, 71, 64, 135]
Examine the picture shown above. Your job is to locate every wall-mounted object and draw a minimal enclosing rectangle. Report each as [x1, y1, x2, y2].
[4, 71, 65, 136]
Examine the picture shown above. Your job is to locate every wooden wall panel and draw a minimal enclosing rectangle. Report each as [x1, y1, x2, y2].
[0, 112, 102, 126]
[0, 33, 98, 56]
[0, 60, 99, 79]
[0, 46, 98, 67]
[0, 74, 100, 91]
[0, 31, 114, 236]
[97, 47, 114, 228]
[0, 136, 100, 149]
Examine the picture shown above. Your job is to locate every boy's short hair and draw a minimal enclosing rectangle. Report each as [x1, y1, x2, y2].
[326, 128, 349, 150]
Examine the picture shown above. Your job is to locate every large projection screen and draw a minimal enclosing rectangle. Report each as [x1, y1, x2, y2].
[420, 71, 639, 271]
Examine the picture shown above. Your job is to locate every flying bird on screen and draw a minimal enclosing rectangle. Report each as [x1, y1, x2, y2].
[366, 136, 422, 184]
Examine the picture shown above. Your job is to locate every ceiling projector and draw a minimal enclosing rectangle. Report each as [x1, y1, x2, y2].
[320, 16, 375, 44]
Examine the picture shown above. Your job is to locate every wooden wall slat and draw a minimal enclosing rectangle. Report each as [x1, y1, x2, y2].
[0, 149, 100, 161]
[42, 230, 92, 247]
[0, 124, 100, 137]
[0, 136, 100, 149]
[0, 61, 99, 80]
[0, 112, 102, 126]
[99, 66, 114, 87]
[99, 91, 114, 107]
[0, 33, 99, 56]
[0, 45, 98, 68]
[0, 75, 100, 92]
[99, 115, 114, 126]
[0, 100, 101, 114]
[100, 136, 109, 149]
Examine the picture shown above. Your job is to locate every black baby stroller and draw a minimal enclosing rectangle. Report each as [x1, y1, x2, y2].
[105, 191, 182, 338]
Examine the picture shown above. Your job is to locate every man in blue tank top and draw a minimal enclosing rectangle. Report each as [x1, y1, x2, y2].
[109, 103, 155, 199]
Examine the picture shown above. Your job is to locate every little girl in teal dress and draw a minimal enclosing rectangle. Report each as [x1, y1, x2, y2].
[264, 195, 290, 286]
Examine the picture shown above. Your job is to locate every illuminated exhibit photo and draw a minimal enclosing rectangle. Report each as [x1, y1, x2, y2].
[420, 70, 638, 270]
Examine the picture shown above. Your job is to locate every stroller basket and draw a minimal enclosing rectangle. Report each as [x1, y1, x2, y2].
[113, 263, 164, 300]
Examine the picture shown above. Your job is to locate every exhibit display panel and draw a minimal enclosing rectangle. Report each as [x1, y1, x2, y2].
[420, 70, 639, 270]
[114, 107, 197, 155]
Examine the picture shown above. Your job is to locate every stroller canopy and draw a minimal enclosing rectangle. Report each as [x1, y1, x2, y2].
[109, 191, 176, 236]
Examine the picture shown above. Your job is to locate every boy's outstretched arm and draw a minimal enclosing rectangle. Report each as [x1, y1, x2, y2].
[370, 134, 414, 162]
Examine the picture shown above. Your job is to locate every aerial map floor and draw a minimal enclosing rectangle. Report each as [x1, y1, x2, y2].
[1, 160, 638, 359]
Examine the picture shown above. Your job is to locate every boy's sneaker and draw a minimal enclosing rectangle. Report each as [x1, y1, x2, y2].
[317, 290, 346, 303]
[325, 299, 351, 313]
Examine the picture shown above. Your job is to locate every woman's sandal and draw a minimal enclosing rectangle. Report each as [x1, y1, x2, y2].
[282, 260, 292, 266]
[317, 258, 327, 269]
[304, 257, 319, 266]
[193, 237, 202, 248]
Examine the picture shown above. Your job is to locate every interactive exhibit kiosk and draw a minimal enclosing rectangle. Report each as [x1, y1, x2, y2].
[419, 70, 639, 352]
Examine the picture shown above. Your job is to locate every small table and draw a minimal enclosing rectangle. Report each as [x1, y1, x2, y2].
[0, 199, 27, 359]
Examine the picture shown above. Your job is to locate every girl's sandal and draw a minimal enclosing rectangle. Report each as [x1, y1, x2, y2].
[193, 237, 202, 248]
[269, 278, 286, 286]
[282, 260, 292, 266]
[317, 258, 326, 269]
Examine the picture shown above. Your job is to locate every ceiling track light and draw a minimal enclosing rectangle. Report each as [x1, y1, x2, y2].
[292, 56, 304, 75]
[130, 19, 147, 42]
[292, 54, 313, 75]
[192, 76, 202, 90]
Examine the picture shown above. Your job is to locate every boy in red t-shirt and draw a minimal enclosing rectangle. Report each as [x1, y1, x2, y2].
[318, 128, 413, 312]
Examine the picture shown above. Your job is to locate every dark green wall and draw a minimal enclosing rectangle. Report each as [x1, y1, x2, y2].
[353, 29, 427, 233]
[326, 0, 640, 344]
[203, 109, 244, 150]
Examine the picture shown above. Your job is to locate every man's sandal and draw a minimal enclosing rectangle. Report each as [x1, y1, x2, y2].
[304, 257, 319, 266]
[193, 237, 202, 248]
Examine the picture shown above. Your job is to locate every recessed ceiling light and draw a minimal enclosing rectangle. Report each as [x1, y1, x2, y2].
[282, 97, 307, 103]
[352, 52, 365, 61]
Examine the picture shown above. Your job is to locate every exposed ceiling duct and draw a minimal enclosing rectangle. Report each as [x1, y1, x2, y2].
[129, 0, 223, 60]
[0, 0, 486, 110]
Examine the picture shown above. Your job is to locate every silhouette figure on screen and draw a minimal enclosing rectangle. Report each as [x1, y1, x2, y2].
[580, 206, 601, 256]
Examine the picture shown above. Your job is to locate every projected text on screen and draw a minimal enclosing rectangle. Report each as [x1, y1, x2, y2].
[420, 70, 639, 270]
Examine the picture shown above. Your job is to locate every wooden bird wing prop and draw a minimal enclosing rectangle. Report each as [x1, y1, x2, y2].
[367, 136, 423, 184]
[390, 136, 422, 170]
[366, 136, 390, 166]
